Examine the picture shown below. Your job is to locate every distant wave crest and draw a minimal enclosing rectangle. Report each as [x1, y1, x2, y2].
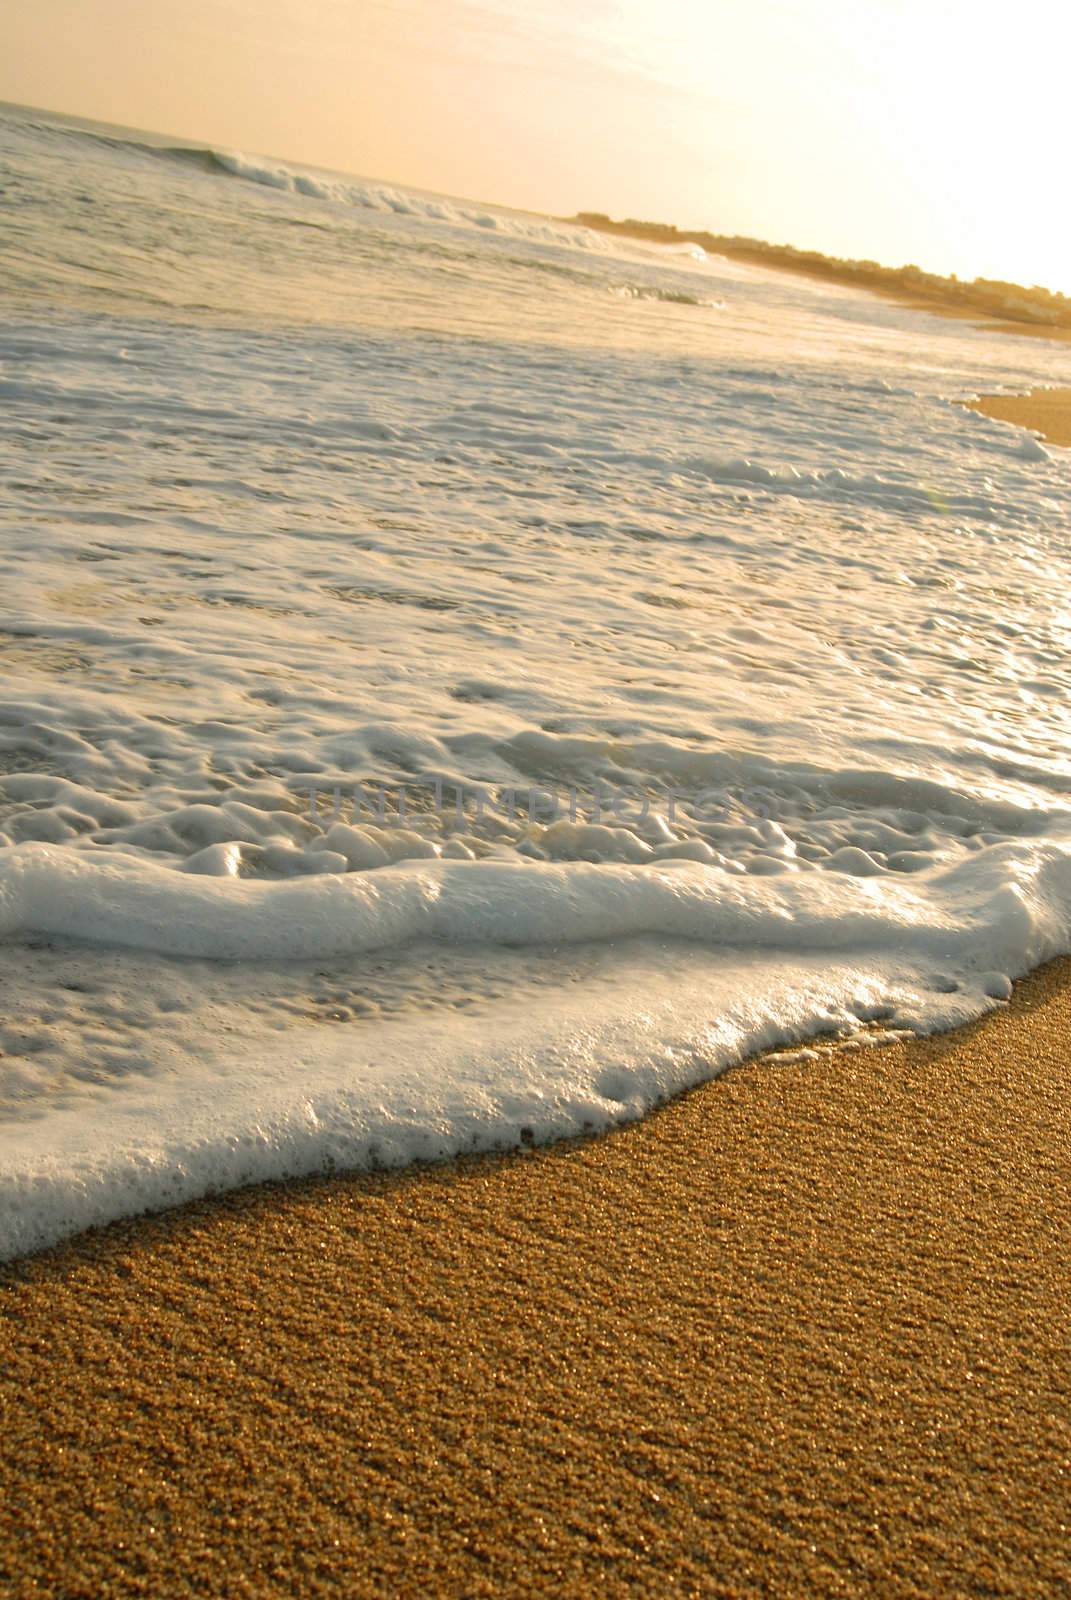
[184, 146, 611, 250]
[610, 282, 725, 309]
[0, 107, 612, 251]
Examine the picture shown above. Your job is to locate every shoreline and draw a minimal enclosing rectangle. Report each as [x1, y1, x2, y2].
[4, 956, 1071, 1595]
[572, 214, 1071, 346]
[963, 386, 1071, 448]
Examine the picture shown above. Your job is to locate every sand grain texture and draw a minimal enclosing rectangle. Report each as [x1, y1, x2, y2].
[965, 387, 1071, 447]
[3, 961, 1071, 1597]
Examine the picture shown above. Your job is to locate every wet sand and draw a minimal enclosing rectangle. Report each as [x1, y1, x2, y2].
[3, 959, 1071, 1597]
[964, 387, 1071, 447]
[876, 299, 1071, 345]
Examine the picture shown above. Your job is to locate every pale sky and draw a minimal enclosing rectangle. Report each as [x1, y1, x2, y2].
[2, 0, 1069, 289]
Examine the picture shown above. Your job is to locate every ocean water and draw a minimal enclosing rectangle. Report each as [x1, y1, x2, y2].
[2, 101, 1071, 1259]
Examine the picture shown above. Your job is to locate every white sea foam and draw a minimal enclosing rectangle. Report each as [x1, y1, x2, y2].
[209, 148, 610, 249]
[2, 102, 1071, 1258]
[0, 935, 1037, 1263]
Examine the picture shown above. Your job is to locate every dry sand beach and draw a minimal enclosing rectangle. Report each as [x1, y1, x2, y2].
[965, 388, 1071, 449]
[3, 957, 1071, 1598]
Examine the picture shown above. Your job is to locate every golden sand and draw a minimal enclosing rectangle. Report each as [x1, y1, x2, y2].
[964, 387, 1071, 448]
[3, 960, 1071, 1597]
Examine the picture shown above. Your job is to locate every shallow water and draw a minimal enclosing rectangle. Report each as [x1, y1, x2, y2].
[2, 100, 1071, 1257]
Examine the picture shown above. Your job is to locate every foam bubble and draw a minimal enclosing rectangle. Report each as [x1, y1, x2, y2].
[3, 101, 1071, 1258]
